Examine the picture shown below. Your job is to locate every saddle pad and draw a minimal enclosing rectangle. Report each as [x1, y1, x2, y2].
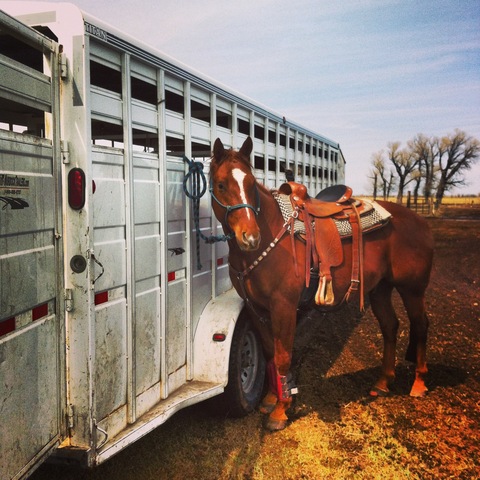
[334, 199, 391, 237]
[273, 192, 307, 233]
[272, 193, 391, 237]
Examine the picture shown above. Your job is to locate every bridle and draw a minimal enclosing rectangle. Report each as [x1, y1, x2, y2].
[209, 179, 261, 237]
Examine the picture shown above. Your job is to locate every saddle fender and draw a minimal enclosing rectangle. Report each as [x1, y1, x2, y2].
[193, 289, 244, 385]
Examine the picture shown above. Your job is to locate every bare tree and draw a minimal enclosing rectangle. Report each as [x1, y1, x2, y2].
[386, 171, 395, 199]
[434, 130, 480, 209]
[370, 151, 395, 200]
[387, 142, 419, 204]
[409, 134, 437, 204]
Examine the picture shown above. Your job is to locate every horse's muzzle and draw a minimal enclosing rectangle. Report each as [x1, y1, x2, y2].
[238, 231, 261, 251]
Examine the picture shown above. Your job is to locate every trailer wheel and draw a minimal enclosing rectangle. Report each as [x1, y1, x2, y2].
[224, 313, 266, 417]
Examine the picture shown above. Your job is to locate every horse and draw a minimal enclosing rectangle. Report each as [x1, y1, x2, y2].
[209, 137, 434, 431]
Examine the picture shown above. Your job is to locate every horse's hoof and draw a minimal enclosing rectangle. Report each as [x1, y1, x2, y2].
[410, 387, 428, 398]
[265, 417, 287, 431]
[369, 386, 390, 398]
[259, 403, 275, 415]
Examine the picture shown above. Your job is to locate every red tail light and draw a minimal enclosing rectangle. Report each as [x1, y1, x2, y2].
[68, 168, 86, 209]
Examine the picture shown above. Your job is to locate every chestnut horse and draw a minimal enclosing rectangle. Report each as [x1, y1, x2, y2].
[210, 137, 434, 431]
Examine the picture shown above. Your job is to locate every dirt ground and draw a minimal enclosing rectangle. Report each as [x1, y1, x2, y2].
[31, 205, 480, 480]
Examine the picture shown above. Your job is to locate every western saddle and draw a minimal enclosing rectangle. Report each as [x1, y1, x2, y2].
[275, 182, 390, 311]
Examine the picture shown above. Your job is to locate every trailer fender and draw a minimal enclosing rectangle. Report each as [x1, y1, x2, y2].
[193, 289, 244, 385]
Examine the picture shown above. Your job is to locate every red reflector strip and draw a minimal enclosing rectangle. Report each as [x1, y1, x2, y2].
[212, 333, 226, 342]
[95, 291, 109, 305]
[32, 303, 49, 321]
[167, 271, 175, 282]
[217, 257, 224, 266]
[0, 317, 16, 337]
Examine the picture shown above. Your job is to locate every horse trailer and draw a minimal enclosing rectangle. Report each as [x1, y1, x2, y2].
[0, 3, 345, 478]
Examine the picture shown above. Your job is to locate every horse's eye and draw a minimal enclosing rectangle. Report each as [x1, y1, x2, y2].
[217, 182, 226, 192]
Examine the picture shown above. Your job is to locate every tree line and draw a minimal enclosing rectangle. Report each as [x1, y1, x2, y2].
[370, 129, 480, 209]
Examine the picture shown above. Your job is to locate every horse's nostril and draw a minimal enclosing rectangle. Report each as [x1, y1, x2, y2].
[242, 232, 260, 249]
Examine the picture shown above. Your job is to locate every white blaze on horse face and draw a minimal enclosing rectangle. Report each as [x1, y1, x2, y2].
[232, 168, 252, 220]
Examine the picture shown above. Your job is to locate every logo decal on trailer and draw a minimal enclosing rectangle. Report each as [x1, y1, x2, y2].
[0, 174, 30, 209]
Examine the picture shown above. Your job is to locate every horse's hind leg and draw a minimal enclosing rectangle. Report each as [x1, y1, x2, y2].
[398, 287, 429, 397]
[369, 280, 399, 396]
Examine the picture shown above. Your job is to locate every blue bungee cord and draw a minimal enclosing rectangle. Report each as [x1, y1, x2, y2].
[182, 155, 233, 270]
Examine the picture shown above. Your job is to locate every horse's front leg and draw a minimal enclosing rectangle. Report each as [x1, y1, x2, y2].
[262, 303, 298, 431]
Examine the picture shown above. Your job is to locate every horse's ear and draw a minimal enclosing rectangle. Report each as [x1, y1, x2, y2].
[239, 136, 253, 159]
[213, 138, 225, 162]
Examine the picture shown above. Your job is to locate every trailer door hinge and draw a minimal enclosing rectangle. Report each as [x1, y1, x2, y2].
[67, 404, 75, 430]
[60, 52, 68, 79]
[61, 140, 70, 164]
[65, 288, 73, 312]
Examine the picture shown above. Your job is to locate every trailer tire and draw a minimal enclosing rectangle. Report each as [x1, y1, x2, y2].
[224, 312, 266, 417]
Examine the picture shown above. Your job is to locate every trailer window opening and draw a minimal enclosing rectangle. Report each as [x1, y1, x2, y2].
[166, 136, 185, 156]
[254, 155, 265, 170]
[268, 157, 276, 172]
[132, 128, 158, 153]
[289, 137, 295, 149]
[254, 124, 264, 141]
[191, 99, 210, 124]
[0, 98, 46, 137]
[279, 134, 286, 147]
[238, 118, 250, 135]
[165, 90, 184, 115]
[91, 119, 124, 148]
[192, 141, 210, 161]
[131, 76, 157, 105]
[90, 60, 122, 94]
[216, 110, 232, 130]
[268, 130, 276, 144]
[0, 33, 43, 72]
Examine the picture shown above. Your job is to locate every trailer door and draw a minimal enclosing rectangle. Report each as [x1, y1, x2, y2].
[0, 11, 65, 479]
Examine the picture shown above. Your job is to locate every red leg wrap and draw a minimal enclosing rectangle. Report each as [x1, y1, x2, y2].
[267, 360, 298, 401]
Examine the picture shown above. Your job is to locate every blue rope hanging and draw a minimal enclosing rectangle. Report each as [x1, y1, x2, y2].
[182, 155, 232, 270]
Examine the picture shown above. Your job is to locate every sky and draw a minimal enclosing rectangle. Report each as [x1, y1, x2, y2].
[29, 0, 480, 194]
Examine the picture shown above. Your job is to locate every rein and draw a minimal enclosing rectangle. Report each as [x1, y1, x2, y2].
[182, 155, 234, 270]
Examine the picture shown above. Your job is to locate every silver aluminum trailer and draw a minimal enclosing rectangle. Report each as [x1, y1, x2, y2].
[0, 3, 345, 479]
